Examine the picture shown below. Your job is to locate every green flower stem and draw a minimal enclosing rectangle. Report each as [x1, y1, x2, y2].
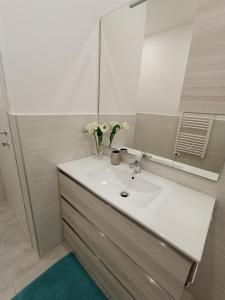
[93, 129, 104, 156]
[94, 132, 100, 155]
[109, 133, 115, 147]
[109, 125, 121, 147]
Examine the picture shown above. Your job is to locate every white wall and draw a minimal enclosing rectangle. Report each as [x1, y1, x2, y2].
[138, 22, 194, 115]
[100, 2, 146, 114]
[145, 0, 199, 36]
[0, 0, 128, 114]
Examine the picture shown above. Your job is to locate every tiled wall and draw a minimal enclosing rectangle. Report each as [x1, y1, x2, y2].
[99, 114, 136, 149]
[188, 167, 225, 300]
[179, 0, 225, 114]
[12, 114, 97, 257]
[178, 0, 225, 297]
[134, 113, 179, 160]
[134, 113, 225, 173]
[190, 165, 225, 300]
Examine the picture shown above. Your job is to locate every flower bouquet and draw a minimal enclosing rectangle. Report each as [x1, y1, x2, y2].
[108, 121, 129, 148]
[84, 122, 109, 156]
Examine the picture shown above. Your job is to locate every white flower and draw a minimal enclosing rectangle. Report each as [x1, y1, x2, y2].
[100, 123, 109, 133]
[85, 122, 98, 135]
[109, 121, 120, 129]
[122, 122, 129, 130]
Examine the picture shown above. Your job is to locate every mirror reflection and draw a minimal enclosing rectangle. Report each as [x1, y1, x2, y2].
[99, 0, 225, 181]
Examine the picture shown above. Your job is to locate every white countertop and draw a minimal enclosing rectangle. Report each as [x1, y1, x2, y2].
[58, 155, 216, 262]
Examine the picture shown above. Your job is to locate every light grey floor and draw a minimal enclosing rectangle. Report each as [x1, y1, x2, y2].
[0, 201, 71, 300]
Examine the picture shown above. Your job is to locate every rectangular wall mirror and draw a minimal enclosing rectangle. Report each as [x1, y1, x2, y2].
[99, 0, 225, 181]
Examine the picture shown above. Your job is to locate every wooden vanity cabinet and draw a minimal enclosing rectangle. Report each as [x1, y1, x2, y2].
[59, 171, 194, 300]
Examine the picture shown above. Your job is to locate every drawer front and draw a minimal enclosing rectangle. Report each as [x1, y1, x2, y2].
[59, 172, 192, 299]
[63, 221, 132, 300]
[62, 199, 172, 300]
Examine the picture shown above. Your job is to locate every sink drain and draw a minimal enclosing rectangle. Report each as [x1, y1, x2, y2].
[120, 191, 129, 198]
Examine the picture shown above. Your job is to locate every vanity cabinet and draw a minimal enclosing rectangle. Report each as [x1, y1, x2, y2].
[59, 171, 194, 300]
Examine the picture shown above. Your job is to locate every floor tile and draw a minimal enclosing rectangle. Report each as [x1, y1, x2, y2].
[0, 285, 16, 300]
[0, 201, 71, 296]
[14, 242, 71, 293]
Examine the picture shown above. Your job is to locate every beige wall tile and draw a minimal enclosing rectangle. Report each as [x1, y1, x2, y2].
[8, 114, 38, 251]
[37, 226, 63, 258]
[142, 158, 219, 196]
[16, 115, 97, 153]
[29, 178, 60, 212]
[33, 202, 62, 237]
[100, 114, 136, 149]
[0, 202, 39, 291]
[189, 275, 225, 300]
[180, 0, 225, 114]
[197, 240, 225, 292]
[178, 0, 225, 297]
[32, 192, 63, 257]
[133, 113, 180, 160]
[15, 114, 97, 257]
[134, 113, 225, 173]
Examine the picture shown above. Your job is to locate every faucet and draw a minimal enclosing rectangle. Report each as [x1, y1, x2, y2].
[129, 152, 147, 174]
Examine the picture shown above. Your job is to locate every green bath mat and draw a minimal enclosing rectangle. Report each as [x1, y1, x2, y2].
[12, 252, 107, 300]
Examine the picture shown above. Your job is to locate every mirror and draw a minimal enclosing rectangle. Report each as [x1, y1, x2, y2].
[99, 0, 225, 181]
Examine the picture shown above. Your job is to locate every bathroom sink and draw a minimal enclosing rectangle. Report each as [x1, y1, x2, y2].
[86, 166, 162, 209]
[58, 155, 216, 262]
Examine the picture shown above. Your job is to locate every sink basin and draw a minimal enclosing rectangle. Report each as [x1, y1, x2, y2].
[58, 155, 216, 262]
[86, 166, 162, 209]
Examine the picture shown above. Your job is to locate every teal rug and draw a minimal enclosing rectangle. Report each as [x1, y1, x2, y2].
[12, 252, 107, 300]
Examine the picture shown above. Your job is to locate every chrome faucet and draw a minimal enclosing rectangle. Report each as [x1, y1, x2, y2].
[129, 152, 148, 174]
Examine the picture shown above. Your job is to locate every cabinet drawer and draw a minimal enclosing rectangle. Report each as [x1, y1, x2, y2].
[62, 199, 172, 300]
[59, 172, 192, 299]
[63, 220, 132, 300]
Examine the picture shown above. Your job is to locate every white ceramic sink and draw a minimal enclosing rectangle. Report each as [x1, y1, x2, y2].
[58, 155, 216, 262]
[87, 166, 162, 209]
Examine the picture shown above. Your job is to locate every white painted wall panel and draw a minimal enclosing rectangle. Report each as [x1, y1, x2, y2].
[0, 0, 128, 114]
